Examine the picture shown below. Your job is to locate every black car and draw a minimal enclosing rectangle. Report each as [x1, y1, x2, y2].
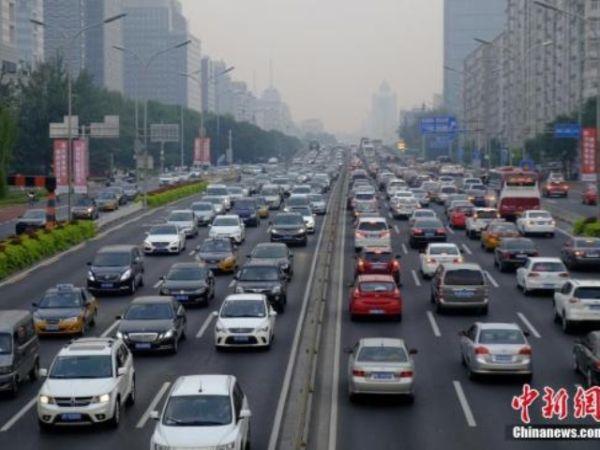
[15, 209, 46, 234]
[116, 296, 186, 353]
[232, 197, 260, 227]
[87, 245, 144, 295]
[408, 218, 447, 249]
[466, 185, 487, 207]
[232, 263, 288, 312]
[159, 263, 215, 306]
[494, 238, 538, 272]
[573, 331, 600, 387]
[71, 197, 99, 220]
[247, 243, 294, 279]
[561, 237, 600, 269]
[269, 213, 307, 246]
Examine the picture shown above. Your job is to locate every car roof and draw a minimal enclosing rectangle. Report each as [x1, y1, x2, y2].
[427, 243, 459, 249]
[223, 294, 267, 302]
[242, 261, 280, 269]
[214, 214, 240, 220]
[356, 274, 396, 282]
[359, 337, 405, 347]
[528, 257, 563, 263]
[568, 279, 600, 287]
[443, 263, 482, 271]
[170, 262, 206, 270]
[98, 245, 135, 253]
[357, 216, 386, 223]
[254, 242, 287, 250]
[60, 338, 116, 356]
[170, 374, 234, 397]
[131, 296, 173, 304]
[0, 310, 31, 333]
[362, 246, 392, 253]
[476, 322, 522, 331]
[170, 209, 193, 214]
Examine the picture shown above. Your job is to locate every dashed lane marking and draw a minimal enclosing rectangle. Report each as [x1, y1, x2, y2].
[100, 320, 120, 337]
[517, 312, 541, 339]
[196, 314, 215, 339]
[485, 271, 499, 288]
[136, 382, 171, 428]
[453, 381, 477, 427]
[461, 244, 472, 255]
[426, 311, 441, 337]
[402, 243, 408, 255]
[411, 270, 421, 287]
[0, 397, 37, 432]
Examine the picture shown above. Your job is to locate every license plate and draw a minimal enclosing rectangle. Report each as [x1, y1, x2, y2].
[425, 232, 434, 237]
[370, 309, 385, 315]
[175, 295, 188, 301]
[494, 355, 512, 362]
[454, 290, 474, 298]
[61, 413, 82, 421]
[543, 283, 555, 288]
[135, 343, 152, 349]
[45, 325, 59, 331]
[101, 283, 113, 288]
[371, 372, 394, 380]
[233, 336, 250, 343]
[516, 253, 527, 258]
[589, 305, 600, 310]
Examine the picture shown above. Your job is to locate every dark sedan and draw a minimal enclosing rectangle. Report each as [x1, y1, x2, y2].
[561, 237, 600, 269]
[116, 296, 186, 353]
[269, 213, 307, 246]
[494, 237, 538, 272]
[232, 197, 260, 227]
[232, 263, 288, 312]
[408, 218, 447, 249]
[573, 331, 600, 387]
[247, 243, 294, 279]
[15, 209, 46, 234]
[159, 263, 215, 306]
[71, 197, 99, 220]
[86, 245, 144, 295]
[466, 185, 488, 207]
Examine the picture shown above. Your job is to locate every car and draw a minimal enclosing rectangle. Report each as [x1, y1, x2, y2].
[232, 263, 288, 312]
[213, 294, 277, 349]
[408, 209, 437, 227]
[354, 217, 391, 251]
[493, 237, 538, 272]
[437, 184, 457, 205]
[143, 224, 186, 255]
[72, 197, 99, 220]
[448, 204, 474, 229]
[149, 375, 251, 450]
[481, 221, 519, 251]
[105, 186, 126, 205]
[167, 210, 198, 238]
[121, 184, 139, 202]
[419, 243, 463, 279]
[227, 186, 244, 205]
[421, 181, 441, 202]
[443, 194, 470, 213]
[289, 205, 316, 233]
[390, 197, 420, 219]
[465, 208, 499, 239]
[202, 195, 226, 214]
[116, 296, 186, 353]
[284, 194, 311, 212]
[408, 218, 447, 249]
[461, 177, 483, 190]
[355, 247, 401, 285]
[386, 179, 408, 198]
[209, 214, 245, 244]
[582, 184, 597, 205]
[159, 263, 215, 305]
[431, 263, 489, 314]
[347, 338, 416, 400]
[516, 257, 569, 295]
[32, 284, 98, 336]
[196, 237, 238, 273]
[542, 179, 569, 197]
[205, 184, 231, 210]
[290, 184, 312, 195]
[308, 193, 327, 215]
[459, 322, 532, 380]
[269, 212, 307, 246]
[247, 243, 294, 279]
[516, 210, 556, 237]
[255, 195, 270, 218]
[353, 199, 379, 219]
[15, 209, 47, 234]
[573, 331, 600, 387]
[349, 274, 402, 320]
[553, 280, 600, 332]
[37, 338, 135, 430]
[410, 188, 430, 207]
[232, 197, 260, 227]
[95, 191, 120, 212]
[465, 185, 488, 207]
[191, 201, 216, 226]
[87, 245, 144, 295]
[561, 237, 600, 269]
[261, 184, 283, 209]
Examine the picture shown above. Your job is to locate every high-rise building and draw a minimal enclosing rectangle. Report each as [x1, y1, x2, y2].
[0, 0, 19, 78]
[16, 0, 44, 70]
[43, 0, 124, 92]
[443, 0, 505, 112]
[367, 81, 398, 144]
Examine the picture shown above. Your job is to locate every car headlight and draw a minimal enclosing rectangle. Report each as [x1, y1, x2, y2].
[298, 228, 306, 233]
[270, 228, 279, 234]
[256, 323, 270, 332]
[235, 286, 245, 293]
[160, 329, 175, 339]
[216, 442, 236, 450]
[272, 286, 282, 294]
[39, 395, 54, 405]
[215, 321, 226, 332]
[120, 269, 132, 281]
[92, 393, 111, 404]
[62, 316, 81, 324]
[87, 270, 95, 281]
[143, 240, 152, 247]
[169, 241, 180, 247]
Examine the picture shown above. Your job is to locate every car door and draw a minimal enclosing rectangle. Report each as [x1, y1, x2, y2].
[555, 282, 572, 317]
[231, 383, 248, 443]
[173, 301, 186, 337]
[516, 259, 530, 285]
[115, 345, 131, 400]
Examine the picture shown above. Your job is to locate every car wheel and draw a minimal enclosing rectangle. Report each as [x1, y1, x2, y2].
[90, 311, 97, 327]
[171, 337, 179, 354]
[126, 377, 136, 406]
[435, 301, 443, 314]
[553, 306, 560, 323]
[480, 305, 488, 315]
[128, 279, 136, 295]
[139, 276, 144, 288]
[461, 352, 466, 367]
[109, 399, 121, 428]
[523, 373, 533, 383]
[467, 367, 477, 381]
[522, 286, 530, 296]
[29, 358, 40, 381]
[561, 314, 572, 333]
[498, 261, 506, 273]
[9, 375, 18, 397]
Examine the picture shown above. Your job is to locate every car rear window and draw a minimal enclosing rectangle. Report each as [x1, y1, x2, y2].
[359, 282, 396, 292]
[357, 346, 407, 363]
[574, 287, 600, 299]
[476, 210, 498, 219]
[444, 269, 484, 286]
[575, 239, 600, 249]
[364, 252, 392, 262]
[430, 246, 459, 256]
[531, 262, 566, 272]
[478, 329, 525, 345]
[358, 221, 387, 232]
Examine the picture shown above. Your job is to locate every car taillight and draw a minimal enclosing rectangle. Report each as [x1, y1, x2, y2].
[352, 369, 367, 377]
[427, 257, 437, 264]
[357, 259, 365, 268]
[528, 272, 540, 278]
[475, 346, 489, 355]
[453, 258, 462, 263]
[436, 228, 446, 235]
[355, 231, 366, 238]
[413, 228, 423, 235]
[559, 272, 569, 278]
[392, 260, 400, 269]
[574, 251, 583, 257]
[353, 289, 360, 298]
[519, 347, 532, 356]
[396, 370, 413, 378]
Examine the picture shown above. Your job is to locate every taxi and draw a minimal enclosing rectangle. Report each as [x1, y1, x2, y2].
[196, 238, 238, 273]
[481, 220, 520, 252]
[255, 196, 270, 218]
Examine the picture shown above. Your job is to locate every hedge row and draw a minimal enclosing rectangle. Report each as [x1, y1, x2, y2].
[147, 181, 207, 208]
[573, 217, 600, 237]
[0, 221, 95, 280]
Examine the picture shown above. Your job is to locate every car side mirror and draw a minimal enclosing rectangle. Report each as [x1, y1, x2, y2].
[38, 368, 48, 377]
[212, 310, 219, 317]
[343, 347, 354, 354]
[115, 315, 123, 320]
[409, 348, 418, 355]
[32, 302, 38, 308]
[117, 367, 127, 377]
[523, 331, 531, 337]
[239, 409, 252, 419]
[160, 276, 165, 281]
[149, 410, 160, 421]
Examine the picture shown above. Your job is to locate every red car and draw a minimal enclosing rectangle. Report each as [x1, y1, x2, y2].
[349, 274, 402, 321]
[542, 180, 569, 197]
[355, 247, 401, 284]
[582, 185, 598, 205]
[448, 205, 474, 229]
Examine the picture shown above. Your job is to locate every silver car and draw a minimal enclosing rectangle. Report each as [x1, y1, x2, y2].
[167, 210, 198, 237]
[459, 322, 532, 380]
[347, 337, 416, 400]
[191, 201, 215, 226]
[308, 193, 327, 215]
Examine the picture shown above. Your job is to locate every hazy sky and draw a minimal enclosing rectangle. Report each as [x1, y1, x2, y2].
[180, 0, 443, 134]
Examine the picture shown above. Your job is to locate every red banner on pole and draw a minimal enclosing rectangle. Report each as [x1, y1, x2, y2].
[581, 128, 597, 182]
[73, 139, 89, 193]
[53, 140, 68, 194]
[194, 137, 211, 165]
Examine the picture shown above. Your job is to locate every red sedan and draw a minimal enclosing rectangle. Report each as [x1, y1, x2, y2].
[448, 205, 474, 229]
[542, 181, 569, 198]
[354, 247, 401, 285]
[349, 274, 402, 321]
[582, 185, 598, 205]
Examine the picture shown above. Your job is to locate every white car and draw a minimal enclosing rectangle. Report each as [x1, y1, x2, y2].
[390, 197, 420, 219]
[143, 224, 185, 254]
[389, 190, 415, 204]
[205, 184, 232, 210]
[261, 184, 282, 209]
[419, 243, 463, 278]
[516, 257, 569, 295]
[202, 195, 226, 214]
[191, 201, 216, 226]
[290, 205, 316, 233]
[354, 217, 391, 251]
[554, 280, 600, 332]
[37, 338, 135, 430]
[214, 294, 276, 348]
[209, 214, 245, 244]
[150, 375, 251, 450]
[516, 210, 556, 237]
[465, 208, 499, 239]
[167, 210, 198, 237]
[409, 209, 437, 227]
[386, 179, 408, 198]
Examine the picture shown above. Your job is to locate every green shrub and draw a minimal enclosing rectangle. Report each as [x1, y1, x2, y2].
[573, 218, 587, 235]
[147, 181, 207, 208]
[583, 222, 600, 237]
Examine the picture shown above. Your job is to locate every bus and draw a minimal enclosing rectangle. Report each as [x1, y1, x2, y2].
[487, 166, 520, 192]
[497, 171, 540, 219]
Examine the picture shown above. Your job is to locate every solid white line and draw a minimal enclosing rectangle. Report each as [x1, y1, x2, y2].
[196, 314, 215, 339]
[153, 280, 162, 289]
[402, 243, 408, 255]
[393, 225, 400, 234]
[387, 211, 393, 219]
[188, 249, 196, 256]
[100, 320, 120, 338]
[461, 243, 472, 255]
[426, 311, 441, 337]
[411, 269, 421, 287]
[228, 280, 235, 289]
[517, 312, 541, 338]
[446, 226, 455, 235]
[136, 382, 171, 428]
[556, 227, 575, 239]
[0, 397, 37, 432]
[453, 380, 477, 427]
[485, 271, 499, 288]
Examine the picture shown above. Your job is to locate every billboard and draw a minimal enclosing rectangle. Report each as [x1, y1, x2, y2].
[194, 137, 211, 165]
[73, 139, 89, 194]
[53, 140, 68, 194]
[581, 128, 597, 182]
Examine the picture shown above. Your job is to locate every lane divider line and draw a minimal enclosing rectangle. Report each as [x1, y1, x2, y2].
[485, 271, 499, 288]
[228, 280, 235, 289]
[136, 382, 171, 428]
[393, 225, 400, 234]
[387, 212, 393, 219]
[426, 311, 441, 337]
[446, 226, 455, 235]
[188, 249, 196, 256]
[453, 380, 477, 427]
[153, 280, 162, 289]
[196, 314, 216, 339]
[100, 320, 120, 338]
[411, 269, 421, 287]
[517, 312, 541, 339]
[402, 243, 408, 255]
[461, 243, 472, 255]
[0, 397, 37, 432]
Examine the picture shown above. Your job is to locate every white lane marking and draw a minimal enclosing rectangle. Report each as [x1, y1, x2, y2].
[446, 226, 455, 235]
[411, 269, 421, 287]
[453, 381, 477, 427]
[153, 280, 162, 289]
[547, 199, 557, 204]
[196, 314, 216, 339]
[556, 227, 575, 239]
[402, 243, 408, 255]
[100, 320, 120, 337]
[188, 249, 196, 256]
[461, 243, 472, 255]
[485, 271, 499, 288]
[517, 312, 541, 339]
[426, 311, 441, 337]
[0, 397, 37, 432]
[393, 225, 400, 234]
[228, 280, 235, 289]
[136, 382, 171, 428]
[387, 211, 393, 219]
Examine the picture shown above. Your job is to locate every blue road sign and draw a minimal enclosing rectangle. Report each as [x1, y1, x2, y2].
[420, 116, 458, 134]
[554, 123, 581, 139]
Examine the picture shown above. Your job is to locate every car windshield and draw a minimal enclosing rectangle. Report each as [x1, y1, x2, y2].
[274, 215, 303, 226]
[430, 246, 459, 256]
[476, 211, 498, 219]
[93, 252, 130, 267]
[169, 212, 193, 222]
[414, 220, 442, 228]
[228, 187, 243, 194]
[574, 287, 600, 299]
[288, 197, 308, 206]
[357, 346, 407, 363]
[150, 225, 179, 235]
[0, 333, 12, 355]
[359, 282, 396, 292]
[162, 395, 232, 426]
[207, 187, 228, 196]
[503, 239, 535, 250]
[200, 240, 231, 253]
[470, 184, 486, 191]
[167, 267, 207, 281]
[97, 192, 116, 200]
[75, 198, 94, 206]
[531, 262, 566, 272]
[291, 207, 312, 216]
[358, 221, 386, 231]
[309, 194, 323, 202]
[575, 239, 600, 249]
[441, 187, 456, 194]
[192, 203, 213, 211]
[221, 300, 266, 318]
[414, 211, 435, 218]
[124, 303, 173, 320]
[363, 252, 392, 262]
[445, 269, 484, 286]
[492, 224, 517, 233]
[262, 187, 279, 195]
[50, 355, 113, 379]
[203, 197, 221, 205]
[478, 329, 525, 345]
[355, 202, 376, 211]
[528, 212, 550, 219]
[235, 200, 255, 209]
[253, 246, 286, 258]
[23, 210, 45, 219]
[39, 291, 82, 308]
[355, 193, 375, 200]
[213, 218, 239, 227]
[239, 266, 279, 281]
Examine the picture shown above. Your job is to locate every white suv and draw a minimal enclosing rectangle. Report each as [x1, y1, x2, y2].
[37, 338, 135, 430]
[465, 208, 499, 239]
[150, 375, 251, 450]
[554, 280, 600, 332]
[354, 217, 391, 251]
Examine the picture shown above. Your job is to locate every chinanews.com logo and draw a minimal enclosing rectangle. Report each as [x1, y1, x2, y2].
[509, 384, 600, 440]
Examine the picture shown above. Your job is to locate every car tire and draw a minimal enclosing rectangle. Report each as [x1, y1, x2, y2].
[126, 377, 136, 406]
[480, 305, 488, 315]
[38, 420, 53, 433]
[561, 314, 572, 333]
[467, 367, 477, 381]
[139, 276, 144, 288]
[109, 399, 121, 428]
[523, 373, 533, 383]
[523, 286, 530, 296]
[435, 301, 443, 314]
[29, 358, 40, 381]
[498, 261, 507, 273]
[9, 375, 18, 397]
[171, 337, 179, 354]
[553, 307, 560, 324]
[128, 279, 136, 295]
